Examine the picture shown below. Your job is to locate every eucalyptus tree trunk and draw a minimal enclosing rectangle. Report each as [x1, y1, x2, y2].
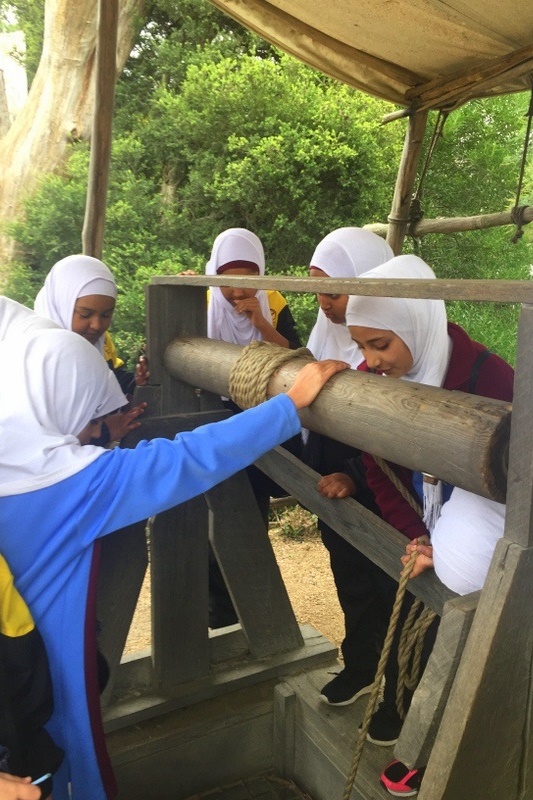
[0, 0, 146, 278]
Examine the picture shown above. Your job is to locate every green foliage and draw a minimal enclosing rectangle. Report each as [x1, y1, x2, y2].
[5, 3, 533, 369]
[145, 53, 400, 265]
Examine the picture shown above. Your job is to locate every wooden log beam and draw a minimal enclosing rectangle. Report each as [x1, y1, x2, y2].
[151, 274, 533, 304]
[164, 337, 511, 501]
[82, 0, 118, 258]
[364, 206, 533, 239]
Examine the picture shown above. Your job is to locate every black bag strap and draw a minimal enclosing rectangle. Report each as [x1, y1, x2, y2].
[469, 348, 491, 393]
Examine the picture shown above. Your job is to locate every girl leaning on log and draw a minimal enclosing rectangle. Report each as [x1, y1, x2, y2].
[205, 227, 302, 628]
[0, 309, 347, 800]
[303, 227, 397, 707]
[345, 254, 513, 797]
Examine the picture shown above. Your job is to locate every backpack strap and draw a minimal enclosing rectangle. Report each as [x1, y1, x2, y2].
[469, 348, 491, 393]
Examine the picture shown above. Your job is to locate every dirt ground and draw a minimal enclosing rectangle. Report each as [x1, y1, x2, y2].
[124, 505, 344, 656]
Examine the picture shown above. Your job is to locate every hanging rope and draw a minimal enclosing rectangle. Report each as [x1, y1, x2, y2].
[341, 551, 418, 800]
[341, 455, 437, 800]
[228, 340, 314, 409]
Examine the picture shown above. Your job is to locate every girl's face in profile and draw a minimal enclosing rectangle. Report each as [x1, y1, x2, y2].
[349, 325, 413, 378]
[309, 268, 348, 325]
[72, 295, 116, 345]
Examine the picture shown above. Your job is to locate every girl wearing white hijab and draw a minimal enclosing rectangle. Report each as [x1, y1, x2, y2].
[34, 255, 148, 442]
[205, 228, 301, 627]
[0, 326, 347, 800]
[344, 254, 513, 796]
[0, 296, 59, 342]
[303, 228, 396, 707]
[307, 227, 393, 367]
[206, 228, 301, 349]
[34, 255, 118, 356]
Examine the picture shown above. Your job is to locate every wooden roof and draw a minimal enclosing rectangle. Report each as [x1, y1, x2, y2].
[208, 0, 533, 109]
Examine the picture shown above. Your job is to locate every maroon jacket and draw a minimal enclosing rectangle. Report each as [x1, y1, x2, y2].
[361, 322, 514, 540]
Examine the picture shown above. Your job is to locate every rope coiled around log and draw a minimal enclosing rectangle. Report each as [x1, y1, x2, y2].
[228, 340, 315, 409]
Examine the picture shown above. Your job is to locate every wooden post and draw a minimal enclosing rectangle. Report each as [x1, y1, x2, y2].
[386, 109, 429, 254]
[501, 304, 533, 547]
[81, 0, 118, 257]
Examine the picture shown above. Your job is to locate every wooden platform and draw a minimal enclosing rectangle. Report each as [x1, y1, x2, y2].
[280, 668, 393, 800]
[107, 652, 393, 800]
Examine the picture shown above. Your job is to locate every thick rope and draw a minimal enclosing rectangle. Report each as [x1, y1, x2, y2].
[373, 455, 423, 518]
[396, 600, 437, 715]
[228, 340, 314, 409]
[341, 552, 418, 800]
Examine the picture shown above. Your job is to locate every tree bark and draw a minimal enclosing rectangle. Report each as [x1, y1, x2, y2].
[0, 0, 147, 279]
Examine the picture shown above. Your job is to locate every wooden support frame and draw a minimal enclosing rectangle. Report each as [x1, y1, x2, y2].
[82, 0, 118, 258]
[386, 109, 429, 255]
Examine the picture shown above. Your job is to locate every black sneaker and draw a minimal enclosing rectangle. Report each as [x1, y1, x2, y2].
[365, 703, 403, 745]
[320, 670, 373, 706]
[380, 760, 425, 796]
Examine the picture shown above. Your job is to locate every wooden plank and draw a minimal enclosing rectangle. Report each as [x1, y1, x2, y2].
[166, 337, 511, 501]
[273, 683, 297, 778]
[150, 496, 210, 689]
[104, 624, 337, 731]
[502, 304, 533, 548]
[96, 521, 149, 704]
[108, 682, 276, 800]
[256, 448, 456, 615]
[145, 283, 222, 415]
[394, 592, 479, 768]
[418, 539, 533, 800]
[205, 472, 304, 658]
[284, 668, 392, 800]
[150, 273, 533, 304]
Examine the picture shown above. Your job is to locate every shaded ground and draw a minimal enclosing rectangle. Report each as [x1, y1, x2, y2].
[124, 506, 344, 655]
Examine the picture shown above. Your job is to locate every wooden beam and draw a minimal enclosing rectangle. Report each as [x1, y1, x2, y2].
[419, 540, 533, 800]
[386, 110, 429, 255]
[82, 0, 118, 258]
[164, 336, 511, 501]
[406, 43, 533, 111]
[365, 205, 533, 238]
[152, 274, 533, 304]
[256, 447, 456, 616]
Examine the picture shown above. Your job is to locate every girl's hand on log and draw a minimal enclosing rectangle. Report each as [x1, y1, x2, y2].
[286, 360, 349, 410]
[317, 472, 357, 499]
[401, 539, 434, 578]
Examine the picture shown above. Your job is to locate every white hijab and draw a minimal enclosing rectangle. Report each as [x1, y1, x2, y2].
[0, 296, 59, 342]
[206, 228, 272, 345]
[431, 487, 505, 595]
[345, 254, 450, 388]
[306, 228, 393, 367]
[0, 328, 127, 496]
[34, 255, 118, 354]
